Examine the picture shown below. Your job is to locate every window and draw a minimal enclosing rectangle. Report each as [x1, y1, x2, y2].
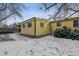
[40, 22, 44, 27]
[74, 20, 79, 27]
[23, 24, 25, 28]
[28, 23, 32, 28]
[18, 25, 21, 27]
[57, 21, 61, 26]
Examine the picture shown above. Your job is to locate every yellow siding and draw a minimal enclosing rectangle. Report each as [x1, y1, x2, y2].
[61, 20, 73, 29]
[50, 19, 79, 34]
[21, 17, 50, 37]
[20, 17, 79, 37]
[36, 19, 50, 36]
[50, 22, 57, 34]
[62, 19, 79, 30]
[21, 19, 35, 35]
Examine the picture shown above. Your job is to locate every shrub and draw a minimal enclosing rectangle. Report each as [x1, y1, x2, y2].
[63, 26, 68, 29]
[53, 27, 79, 40]
[0, 28, 15, 34]
[53, 28, 71, 39]
[53, 29, 62, 38]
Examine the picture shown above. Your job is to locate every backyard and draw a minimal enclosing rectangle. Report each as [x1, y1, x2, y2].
[0, 33, 79, 56]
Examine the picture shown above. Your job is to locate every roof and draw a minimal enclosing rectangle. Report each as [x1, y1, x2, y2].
[49, 17, 79, 23]
[20, 17, 48, 24]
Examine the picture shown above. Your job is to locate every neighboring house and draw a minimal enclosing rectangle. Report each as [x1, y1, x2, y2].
[0, 24, 10, 33]
[14, 23, 21, 32]
[49, 17, 79, 34]
[21, 17, 50, 37]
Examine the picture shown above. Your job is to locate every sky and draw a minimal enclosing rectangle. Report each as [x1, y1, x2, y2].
[5, 3, 56, 25]
[2, 3, 79, 25]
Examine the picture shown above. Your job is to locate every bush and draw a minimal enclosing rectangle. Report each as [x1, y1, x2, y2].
[0, 28, 15, 34]
[53, 28, 71, 39]
[63, 26, 68, 29]
[71, 32, 79, 40]
[53, 27, 79, 40]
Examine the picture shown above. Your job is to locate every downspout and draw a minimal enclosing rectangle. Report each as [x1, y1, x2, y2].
[49, 22, 52, 35]
[34, 17, 36, 37]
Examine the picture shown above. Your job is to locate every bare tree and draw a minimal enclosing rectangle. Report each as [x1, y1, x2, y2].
[0, 3, 24, 22]
[0, 3, 25, 41]
[41, 3, 79, 20]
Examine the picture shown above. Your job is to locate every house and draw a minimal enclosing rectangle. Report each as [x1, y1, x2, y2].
[21, 17, 50, 37]
[0, 24, 12, 33]
[49, 17, 79, 34]
[16, 17, 79, 37]
[14, 23, 21, 32]
[9, 23, 21, 33]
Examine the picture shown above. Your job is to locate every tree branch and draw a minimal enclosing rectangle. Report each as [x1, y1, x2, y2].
[0, 3, 7, 11]
[54, 3, 66, 19]
[68, 8, 79, 12]
[64, 12, 77, 19]
[45, 3, 57, 11]
[0, 13, 14, 22]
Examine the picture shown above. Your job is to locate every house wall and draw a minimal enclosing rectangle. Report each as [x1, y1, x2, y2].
[21, 17, 50, 37]
[21, 19, 35, 36]
[36, 18, 50, 37]
[50, 19, 79, 34]
[62, 19, 79, 30]
[50, 22, 57, 34]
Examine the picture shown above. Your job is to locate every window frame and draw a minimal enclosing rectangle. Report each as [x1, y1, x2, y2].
[40, 22, 44, 27]
[73, 20, 79, 27]
[57, 21, 61, 27]
[23, 24, 26, 28]
[28, 23, 32, 28]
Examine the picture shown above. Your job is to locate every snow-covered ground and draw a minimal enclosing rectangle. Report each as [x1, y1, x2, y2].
[0, 33, 79, 56]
